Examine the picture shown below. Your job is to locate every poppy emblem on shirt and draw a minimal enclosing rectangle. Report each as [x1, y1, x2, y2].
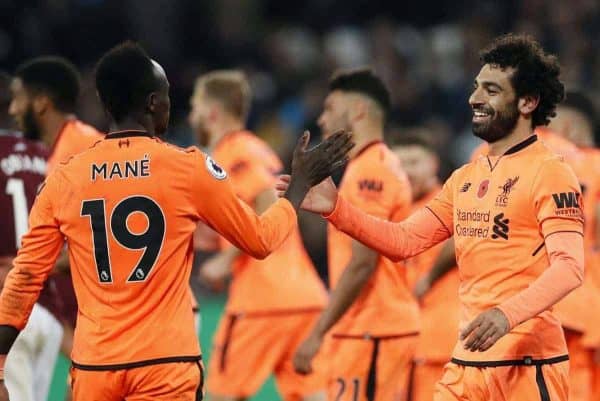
[477, 179, 489, 198]
[206, 156, 227, 180]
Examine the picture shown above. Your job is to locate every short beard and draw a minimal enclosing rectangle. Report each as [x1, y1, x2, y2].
[472, 100, 519, 143]
[22, 106, 41, 141]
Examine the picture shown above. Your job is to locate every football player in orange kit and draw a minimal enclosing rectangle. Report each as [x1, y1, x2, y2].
[189, 70, 329, 401]
[392, 135, 460, 401]
[292, 69, 418, 401]
[0, 42, 352, 401]
[469, 90, 600, 401]
[279, 34, 584, 401]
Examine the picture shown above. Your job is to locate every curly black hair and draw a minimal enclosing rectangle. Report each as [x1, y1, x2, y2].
[480, 33, 564, 128]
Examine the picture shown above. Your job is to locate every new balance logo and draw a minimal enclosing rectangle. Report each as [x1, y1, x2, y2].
[491, 213, 509, 240]
[552, 192, 581, 209]
[460, 183, 472, 192]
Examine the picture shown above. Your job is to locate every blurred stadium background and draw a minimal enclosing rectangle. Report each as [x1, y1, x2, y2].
[1, 0, 598, 399]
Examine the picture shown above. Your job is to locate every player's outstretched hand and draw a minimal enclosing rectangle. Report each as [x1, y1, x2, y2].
[277, 175, 338, 215]
[284, 130, 353, 210]
[0, 382, 9, 401]
[460, 307, 510, 352]
[293, 333, 323, 375]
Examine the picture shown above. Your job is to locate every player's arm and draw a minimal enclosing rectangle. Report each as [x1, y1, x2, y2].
[0, 175, 64, 374]
[462, 159, 585, 352]
[199, 188, 275, 289]
[293, 240, 377, 374]
[414, 238, 457, 299]
[195, 131, 352, 260]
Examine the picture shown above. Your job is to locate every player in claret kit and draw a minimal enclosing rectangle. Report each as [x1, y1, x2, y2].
[0, 42, 353, 401]
[279, 34, 584, 401]
[8, 56, 105, 377]
[189, 70, 329, 401]
[0, 71, 61, 401]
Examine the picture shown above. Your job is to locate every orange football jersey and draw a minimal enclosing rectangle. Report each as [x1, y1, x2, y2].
[47, 119, 103, 174]
[472, 129, 600, 336]
[212, 131, 327, 313]
[0, 130, 297, 369]
[429, 135, 583, 361]
[328, 141, 419, 336]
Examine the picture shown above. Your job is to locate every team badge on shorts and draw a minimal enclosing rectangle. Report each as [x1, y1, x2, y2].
[477, 179, 490, 198]
[206, 156, 227, 180]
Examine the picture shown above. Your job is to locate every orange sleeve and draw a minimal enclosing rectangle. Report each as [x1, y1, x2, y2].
[325, 196, 451, 262]
[532, 158, 584, 236]
[191, 151, 295, 260]
[0, 174, 64, 330]
[228, 157, 277, 205]
[497, 231, 584, 329]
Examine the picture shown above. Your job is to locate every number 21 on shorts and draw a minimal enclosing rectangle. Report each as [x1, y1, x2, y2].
[81, 196, 166, 284]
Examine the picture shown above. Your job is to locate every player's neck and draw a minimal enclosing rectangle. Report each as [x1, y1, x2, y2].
[41, 112, 76, 148]
[349, 124, 383, 159]
[110, 116, 154, 136]
[208, 120, 245, 151]
[487, 119, 534, 156]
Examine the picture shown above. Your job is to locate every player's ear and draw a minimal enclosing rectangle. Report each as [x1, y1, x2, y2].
[518, 94, 540, 116]
[147, 92, 157, 113]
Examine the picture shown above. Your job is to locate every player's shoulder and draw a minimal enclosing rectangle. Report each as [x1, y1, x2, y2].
[70, 120, 104, 139]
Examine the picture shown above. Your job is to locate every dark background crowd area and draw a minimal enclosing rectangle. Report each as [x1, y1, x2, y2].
[1, 0, 599, 284]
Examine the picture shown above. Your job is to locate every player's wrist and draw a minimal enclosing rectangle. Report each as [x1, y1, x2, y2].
[284, 176, 309, 210]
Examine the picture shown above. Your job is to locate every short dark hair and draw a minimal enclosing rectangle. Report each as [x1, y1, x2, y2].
[15, 56, 80, 113]
[392, 132, 437, 155]
[480, 33, 564, 128]
[95, 41, 159, 123]
[329, 68, 391, 118]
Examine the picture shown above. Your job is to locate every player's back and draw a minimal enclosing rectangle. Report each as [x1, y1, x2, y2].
[51, 132, 204, 368]
[213, 131, 327, 313]
[328, 141, 419, 336]
[0, 134, 48, 256]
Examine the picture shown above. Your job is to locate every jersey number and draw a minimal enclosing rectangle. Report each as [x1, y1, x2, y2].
[334, 378, 360, 401]
[81, 196, 165, 284]
[5, 178, 29, 248]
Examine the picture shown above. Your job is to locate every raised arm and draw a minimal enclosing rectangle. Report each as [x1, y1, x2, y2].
[194, 130, 353, 260]
[326, 197, 452, 261]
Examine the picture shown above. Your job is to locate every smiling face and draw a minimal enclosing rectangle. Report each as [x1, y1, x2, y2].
[469, 64, 520, 143]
